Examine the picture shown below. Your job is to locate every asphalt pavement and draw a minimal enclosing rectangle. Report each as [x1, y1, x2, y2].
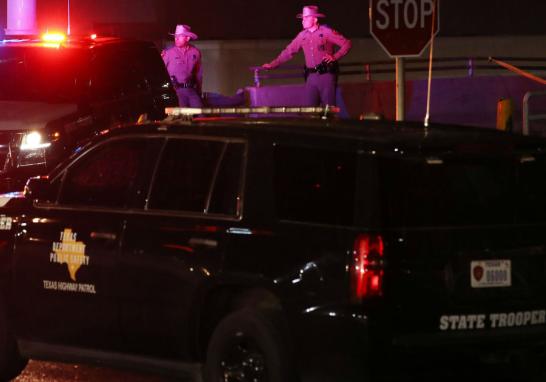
[13, 360, 182, 382]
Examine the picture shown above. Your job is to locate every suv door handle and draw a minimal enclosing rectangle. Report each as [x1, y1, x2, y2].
[90, 231, 117, 240]
[188, 237, 218, 249]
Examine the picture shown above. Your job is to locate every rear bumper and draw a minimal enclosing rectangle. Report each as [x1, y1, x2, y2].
[394, 324, 546, 348]
[290, 304, 546, 382]
[382, 323, 546, 381]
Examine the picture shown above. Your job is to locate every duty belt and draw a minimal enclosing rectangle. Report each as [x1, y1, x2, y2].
[171, 76, 196, 89]
[304, 61, 339, 75]
[174, 82, 195, 89]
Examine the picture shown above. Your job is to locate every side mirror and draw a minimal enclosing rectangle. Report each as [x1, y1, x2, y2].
[23, 176, 53, 201]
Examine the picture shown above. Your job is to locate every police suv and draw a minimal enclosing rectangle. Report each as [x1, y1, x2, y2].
[0, 107, 545, 382]
[0, 34, 177, 192]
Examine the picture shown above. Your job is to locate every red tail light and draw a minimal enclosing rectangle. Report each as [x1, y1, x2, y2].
[351, 234, 384, 300]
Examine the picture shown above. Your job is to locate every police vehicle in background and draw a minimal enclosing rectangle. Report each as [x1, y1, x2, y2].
[0, 107, 545, 382]
[0, 33, 178, 192]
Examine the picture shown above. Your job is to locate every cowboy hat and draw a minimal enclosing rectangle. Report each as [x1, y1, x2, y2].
[170, 24, 198, 40]
[297, 5, 325, 18]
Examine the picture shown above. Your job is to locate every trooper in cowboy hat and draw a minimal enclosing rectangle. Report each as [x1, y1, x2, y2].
[170, 24, 198, 40]
[296, 5, 325, 18]
[262, 5, 351, 107]
[162, 24, 203, 107]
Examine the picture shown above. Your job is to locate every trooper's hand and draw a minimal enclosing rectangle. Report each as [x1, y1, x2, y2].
[323, 54, 336, 63]
[262, 63, 274, 70]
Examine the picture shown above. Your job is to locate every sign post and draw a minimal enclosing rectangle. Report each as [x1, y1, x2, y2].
[395, 57, 405, 121]
[369, 0, 440, 121]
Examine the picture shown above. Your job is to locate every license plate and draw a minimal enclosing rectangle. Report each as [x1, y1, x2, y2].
[470, 260, 511, 288]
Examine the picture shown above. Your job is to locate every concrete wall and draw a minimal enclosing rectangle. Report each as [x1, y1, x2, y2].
[185, 35, 546, 96]
[198, 35, 546, 130]
[246, 76, 546, 131]
[342, 77, 546, 130]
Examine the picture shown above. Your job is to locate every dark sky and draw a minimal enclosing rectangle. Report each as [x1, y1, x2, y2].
[1, 0, 545, 40]
[162, 0, 546, 39]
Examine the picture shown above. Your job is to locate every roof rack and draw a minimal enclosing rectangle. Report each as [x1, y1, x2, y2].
[165, 106, 340, 120]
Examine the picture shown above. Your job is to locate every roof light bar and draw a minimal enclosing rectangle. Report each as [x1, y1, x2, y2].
[165, 106, 340, 118]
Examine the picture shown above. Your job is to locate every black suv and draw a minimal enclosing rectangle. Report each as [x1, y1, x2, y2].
[0, 35, 177, 192]
[0, 111, 546, 382]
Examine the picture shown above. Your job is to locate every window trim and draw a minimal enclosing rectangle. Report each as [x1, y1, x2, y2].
[144, 135, 247, 218]
[33, 203, 243, 222]
[35, 133, 247, 219]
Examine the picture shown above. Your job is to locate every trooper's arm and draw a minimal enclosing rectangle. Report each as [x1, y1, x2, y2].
[325, 28, 352, 62]
[262, 33, 303, 69]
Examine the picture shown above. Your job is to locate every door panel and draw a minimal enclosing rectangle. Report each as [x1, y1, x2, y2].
[13, 209, 123, 350]
[117, 137, 245, 358]
[119, 215, 226, 358]
[12, 136, 163, 351]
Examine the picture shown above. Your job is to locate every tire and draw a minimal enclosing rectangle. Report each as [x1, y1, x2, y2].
[204, 308, 296, 382]
[0, 301, 27, 382]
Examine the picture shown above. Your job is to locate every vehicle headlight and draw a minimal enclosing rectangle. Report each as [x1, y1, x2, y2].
[17, 131, 52, 168]
[20, 131, 51, 151]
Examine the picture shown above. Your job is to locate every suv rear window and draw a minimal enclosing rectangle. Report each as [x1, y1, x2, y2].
[379, 154, 546, 227]
[274, 146, 357, 225]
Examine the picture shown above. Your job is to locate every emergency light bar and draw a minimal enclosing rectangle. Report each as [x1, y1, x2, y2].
[165, 106, 340, 119]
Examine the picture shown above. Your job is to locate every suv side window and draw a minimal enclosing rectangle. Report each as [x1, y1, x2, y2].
[58, 138, 162, 208]
[148, 138, 244, 216]
[274, 145, 357, 225]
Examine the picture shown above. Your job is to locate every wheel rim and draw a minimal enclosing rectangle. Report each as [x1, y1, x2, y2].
[220, 332, 267, 382]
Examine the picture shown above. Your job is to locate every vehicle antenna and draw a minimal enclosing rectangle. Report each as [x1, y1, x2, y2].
[424, 0, 437, 127]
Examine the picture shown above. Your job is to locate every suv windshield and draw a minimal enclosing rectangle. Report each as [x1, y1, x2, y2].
[0, 46, 86, 103]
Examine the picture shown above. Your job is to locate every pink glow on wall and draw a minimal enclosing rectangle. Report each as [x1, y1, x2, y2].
[5, 0, 37, 36]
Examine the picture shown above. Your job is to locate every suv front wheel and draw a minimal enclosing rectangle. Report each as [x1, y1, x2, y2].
[204, 308, 296, 382]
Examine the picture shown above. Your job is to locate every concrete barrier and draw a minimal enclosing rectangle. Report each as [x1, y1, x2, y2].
[247, 75, 546, 130]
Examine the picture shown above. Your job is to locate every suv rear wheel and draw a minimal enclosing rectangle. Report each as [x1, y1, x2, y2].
[204, 308, 296, 382]
[0, 299, 27, 381]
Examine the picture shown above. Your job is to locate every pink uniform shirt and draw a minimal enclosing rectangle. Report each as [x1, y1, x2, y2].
[269, 25, 352, 69]
[162, 44, 203, 90]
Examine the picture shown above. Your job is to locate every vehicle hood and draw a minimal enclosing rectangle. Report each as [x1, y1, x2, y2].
[0, 101, 78, 131]
[0, 191, 25, 207]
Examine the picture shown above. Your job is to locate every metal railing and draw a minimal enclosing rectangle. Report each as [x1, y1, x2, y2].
[250, 56, 546, 87]
[522, 91, 546, 136]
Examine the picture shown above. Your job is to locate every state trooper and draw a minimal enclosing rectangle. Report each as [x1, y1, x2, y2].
[262, 5, 352, 107]
[162, 24, 203, 107]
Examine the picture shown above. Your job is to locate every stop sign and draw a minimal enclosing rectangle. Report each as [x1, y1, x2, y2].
[370, 0, 440, 57]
